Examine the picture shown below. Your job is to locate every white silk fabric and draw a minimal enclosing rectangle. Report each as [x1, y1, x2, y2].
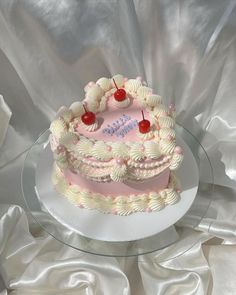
[1, 0, 236, 294]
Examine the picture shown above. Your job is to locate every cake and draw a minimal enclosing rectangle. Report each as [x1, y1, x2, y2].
[50, 74, 184, 215]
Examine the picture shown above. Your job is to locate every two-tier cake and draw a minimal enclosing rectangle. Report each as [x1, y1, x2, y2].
[50, 74, 183, 215]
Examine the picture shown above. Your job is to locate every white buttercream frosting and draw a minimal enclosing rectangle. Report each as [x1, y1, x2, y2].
[144, 141, 162, 159]
[50, 117, 67, 138]
[69, 102, 84, 117]
[111, 74, 124, 88]
[153, 105, 168, 118]
[81, 120, 98, 132]
[138, 130, 154, 140]
[112, 97, 130, 108]
[159, 139, 176, 154]
[76, 137, 93, 156]
[84, 98, 99, 113]
[59, 132, 78, 148]
[124, 79, 142, 93]
[137, 86, 152, 100]
[130, 144, 145, 161]
[91, 141, 112, 160]
[169, 153, 184, 170]
[162, 188, 180, 205]
[60, 109, 73, 123]
[99, 96, 107, 112]
[158, 116, 175, 128]
[112, 142, 129, 158]
[146, 94, 162, 107]
[159, 128, 175, 139]
[96, 77, 112, 92]
[110, 163, 128, 182]
[86, 84, 104, 100]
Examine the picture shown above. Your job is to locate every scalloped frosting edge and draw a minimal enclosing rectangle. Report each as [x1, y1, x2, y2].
[52, 165, 181, 216]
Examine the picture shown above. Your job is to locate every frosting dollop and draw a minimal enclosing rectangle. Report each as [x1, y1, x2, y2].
[86, 84, 104, 100]
[112, 142, 129, 158]
[112, 97, 130, 108]
[124, 79, 142, 93]
[60, 109, 73, 123]
[81, 120, 98, 132]
[146, 94, 162, 107]
[96, 77, 112, 92]
[158, 116, 175, 128]
[159, 128, 175, 139]
[160, 139, 176, 154]
[137, 86, 152, 100]
[110, 163, 128, 182]
[111, 74, 124, 88]
[76, 138, 93, 156]
[161, 188, 180, 205]
[130, 144, 145, 161]
[50, 117, 67, 138]
[144, 141, 162, 159]
[169, 153, 184, 170]
[69, 102, 84, 117]
[59, 132, 78, 148]
[91, 141, 112, 160]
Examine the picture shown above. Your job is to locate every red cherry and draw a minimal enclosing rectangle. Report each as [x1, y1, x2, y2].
[114, 88, 126, 101]
[138, 110, 151, 133]
[81, 105, 96, 125]
[113, 78, 126, 102]
[139, 120, 151, 133]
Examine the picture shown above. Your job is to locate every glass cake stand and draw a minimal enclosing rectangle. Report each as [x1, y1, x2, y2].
[21, 125, 214, 258]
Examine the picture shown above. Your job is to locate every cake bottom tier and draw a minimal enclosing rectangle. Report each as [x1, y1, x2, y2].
[52, 165, 181, 216]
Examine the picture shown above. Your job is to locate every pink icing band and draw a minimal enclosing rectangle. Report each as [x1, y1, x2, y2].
[64, 168, 170, 197]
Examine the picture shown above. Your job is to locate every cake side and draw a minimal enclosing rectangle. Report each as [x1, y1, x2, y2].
[52, 164, 181, 215]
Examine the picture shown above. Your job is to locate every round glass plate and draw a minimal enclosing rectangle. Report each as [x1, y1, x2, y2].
[21, 125, 214, 257]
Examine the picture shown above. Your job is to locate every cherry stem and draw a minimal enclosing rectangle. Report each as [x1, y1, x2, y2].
[83, 104, 87, 113]
[141, 110, 145, 120]
[113, 78, 119, 90]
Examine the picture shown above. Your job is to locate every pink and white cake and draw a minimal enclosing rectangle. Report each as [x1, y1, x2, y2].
[50, 74, 184, 215]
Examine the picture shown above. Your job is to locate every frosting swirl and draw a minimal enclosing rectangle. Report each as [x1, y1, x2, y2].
[111, 74, 124, 88]
[124, 79, 142, 93]
[160, 139, 176, 154]
[69, 102, 84, 117]
[169, 153, 184, 170]
[81, 120, 98, 132]
[76, 138, 93, 156]
[59, 132, 78, 148]
[137, 86, 152, 100]
[130, 144, 145, 161]
[96, 77, 112, 92]
[146, 94, 162, 107]
[158, 116, 175, 128]
[91, 141, 112, 160]
[144, 141, 162, 159]
[86, 84, 104, 100]
[50, 117, 67, 138]
[112, 97, 130, 109]
[112, 142, 129, 158]
[159, 128, 175, 139]
[110, 163, 128, 182]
